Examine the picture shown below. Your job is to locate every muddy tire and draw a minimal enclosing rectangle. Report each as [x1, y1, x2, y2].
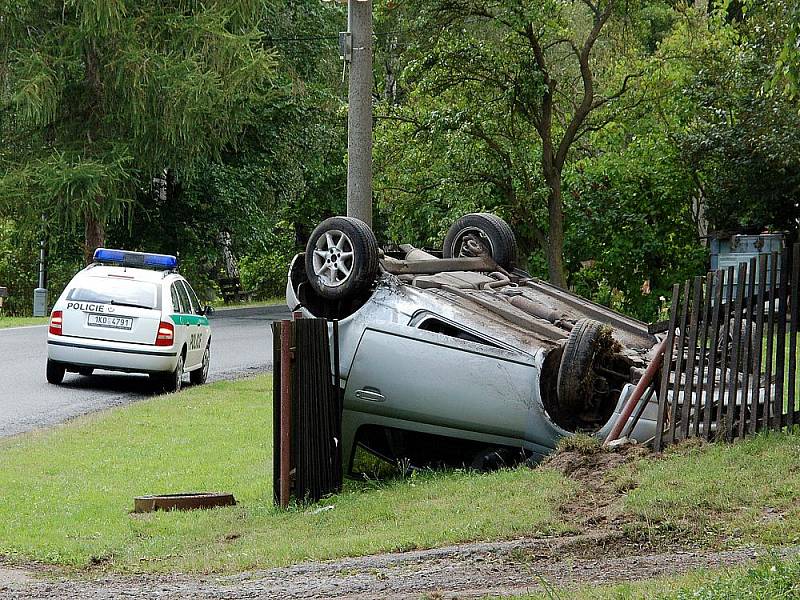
[305, 216, 380, 301]
[442, 213, 517, 269]
[557, 319, 605, 414]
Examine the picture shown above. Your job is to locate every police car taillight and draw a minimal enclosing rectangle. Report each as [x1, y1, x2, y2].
[155, 321, 175, 346]
[49, 311, 63, 336]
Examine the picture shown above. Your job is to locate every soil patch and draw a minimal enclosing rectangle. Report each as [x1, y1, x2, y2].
[542, 440, 651, 533]
[2, 538, 797, 599]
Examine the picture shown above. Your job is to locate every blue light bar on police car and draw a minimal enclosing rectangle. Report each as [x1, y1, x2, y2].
[93, 248, 178, 270]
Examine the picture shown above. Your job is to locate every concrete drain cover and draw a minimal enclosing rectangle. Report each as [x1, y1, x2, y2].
[134, 492, 236, 513]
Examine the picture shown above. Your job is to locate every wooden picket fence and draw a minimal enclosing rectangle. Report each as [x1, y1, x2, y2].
[653, 243, 799, 451]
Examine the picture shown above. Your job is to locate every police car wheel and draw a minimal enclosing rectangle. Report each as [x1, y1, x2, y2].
[190, 346, 210, 386]
[46, 359, 65, 385]
[305, 216, 379, 301]
[161, 354, 184, 393]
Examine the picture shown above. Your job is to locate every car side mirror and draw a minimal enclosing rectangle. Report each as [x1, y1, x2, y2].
[203, 306, 215, 317]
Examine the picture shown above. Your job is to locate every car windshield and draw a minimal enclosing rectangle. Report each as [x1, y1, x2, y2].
[67, 277, 159, 309]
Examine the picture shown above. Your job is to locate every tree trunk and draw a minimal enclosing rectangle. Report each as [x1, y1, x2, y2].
[541, 131, 568, 288]
[84, 212, 106, 265]
[545, 179, 568, 289]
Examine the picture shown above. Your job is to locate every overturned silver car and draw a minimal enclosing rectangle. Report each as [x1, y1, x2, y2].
[287, 214, 661, 471]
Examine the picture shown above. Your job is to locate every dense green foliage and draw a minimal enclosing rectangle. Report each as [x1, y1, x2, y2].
[0, 0, 797, 319]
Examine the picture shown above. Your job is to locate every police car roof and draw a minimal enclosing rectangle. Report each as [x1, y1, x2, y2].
[79, 265, 178, 284]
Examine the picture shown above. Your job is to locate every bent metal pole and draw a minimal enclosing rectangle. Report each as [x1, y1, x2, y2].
[604, 335, 669, 446]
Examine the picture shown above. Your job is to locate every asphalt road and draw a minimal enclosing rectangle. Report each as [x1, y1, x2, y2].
[0, 305, 290, 438]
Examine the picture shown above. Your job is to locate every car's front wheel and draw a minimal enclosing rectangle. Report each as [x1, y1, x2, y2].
[304, 216, 379, 301]
[46, 359, 65, 385]
[190, 346, 210, 386]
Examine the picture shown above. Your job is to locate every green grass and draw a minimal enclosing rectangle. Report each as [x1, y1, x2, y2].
[210, 297, 285, 309]
[506, 555, 799, 599]
[622, 433, 800, 546]
[0, 375, 574, 573]
[0, 315, 47, 328]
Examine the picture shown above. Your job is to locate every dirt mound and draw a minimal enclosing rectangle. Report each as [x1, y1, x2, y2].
[541, 441, 652, 532]
[542, 441, 649, 483]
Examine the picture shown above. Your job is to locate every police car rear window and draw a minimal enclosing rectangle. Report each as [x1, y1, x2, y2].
[67, 278, 161, 310]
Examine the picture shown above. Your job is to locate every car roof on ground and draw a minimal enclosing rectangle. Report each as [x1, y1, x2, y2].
[75, 265, 179, 284]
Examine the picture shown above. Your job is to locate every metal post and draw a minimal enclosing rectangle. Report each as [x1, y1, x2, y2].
[33, 237, 48, 317]
[346, 0, 373, 227]
[605, 336, 668, 446]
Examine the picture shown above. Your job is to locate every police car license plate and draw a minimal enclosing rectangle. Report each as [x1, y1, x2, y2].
[87, 314, 133, 330]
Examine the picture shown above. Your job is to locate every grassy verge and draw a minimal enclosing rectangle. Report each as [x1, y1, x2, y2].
[3, 373, 800, 577]
[621, 433, 800, 547]
[210, 297, 285, 309]
[0, 375, 574, 573]
[508, 554, 799, 599]
[0, 316, 48, 329]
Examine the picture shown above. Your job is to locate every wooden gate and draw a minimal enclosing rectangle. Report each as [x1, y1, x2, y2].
[654, 243, 799, 451]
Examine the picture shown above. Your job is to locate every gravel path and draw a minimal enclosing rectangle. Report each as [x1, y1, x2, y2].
[2, 535, 797, 599]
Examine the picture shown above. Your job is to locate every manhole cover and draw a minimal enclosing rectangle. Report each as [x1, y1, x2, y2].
[133, 492, 236, 513]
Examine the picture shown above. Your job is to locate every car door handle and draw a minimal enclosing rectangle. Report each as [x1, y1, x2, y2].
[355, 389, 386, 403]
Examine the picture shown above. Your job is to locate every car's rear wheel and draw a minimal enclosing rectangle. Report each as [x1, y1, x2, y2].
[157, 354, 184, 393]
[190, 346, 210, 386]
[557, 318, 605, 414]
[305, 216, 379, 301]
[46, 359, 65, 385]
[442, 213, 518, 269]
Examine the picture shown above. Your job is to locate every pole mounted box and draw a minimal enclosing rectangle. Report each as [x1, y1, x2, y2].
[339, 31, 352, 62]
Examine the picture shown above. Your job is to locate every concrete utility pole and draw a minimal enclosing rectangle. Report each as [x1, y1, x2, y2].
[346, 0, 373, 227]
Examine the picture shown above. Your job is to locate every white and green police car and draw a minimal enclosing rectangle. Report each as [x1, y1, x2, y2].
[47, 249, 212, 392]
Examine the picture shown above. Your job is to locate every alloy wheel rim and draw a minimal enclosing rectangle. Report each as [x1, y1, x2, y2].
[312, 229, 355, 288]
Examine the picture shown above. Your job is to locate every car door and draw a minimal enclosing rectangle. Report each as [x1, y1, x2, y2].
[343, 321, 538, 440]
[180, 280, 209, 366]
[170, 281, 196, 367]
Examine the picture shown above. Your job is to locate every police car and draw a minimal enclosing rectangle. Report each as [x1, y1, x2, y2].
[47, 249, 212, 392]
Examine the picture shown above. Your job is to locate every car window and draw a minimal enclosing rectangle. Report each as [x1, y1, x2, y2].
[67, 277, 160, 310]
[180, 280, 202, 314]
[417, 317, 500, 348]
[174, 281, 191, 314]
[170, 283, 184, 313]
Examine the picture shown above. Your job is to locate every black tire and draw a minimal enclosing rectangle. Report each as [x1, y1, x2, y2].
[557, 318, 605, 414]
[190, 345, 210, 386]
[78, 367, 93, 377]
[442, 213, 518, 269]
[305, 216, 380, 301]
[470, 447, 519, 472]
[162, 354, 184, 393]
[46, 359, 65, 385]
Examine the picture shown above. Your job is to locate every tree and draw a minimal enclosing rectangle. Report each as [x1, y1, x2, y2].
[0, 0, 275, 262]
[679, 0, 800, 237]
[375, 0, 655, 286]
